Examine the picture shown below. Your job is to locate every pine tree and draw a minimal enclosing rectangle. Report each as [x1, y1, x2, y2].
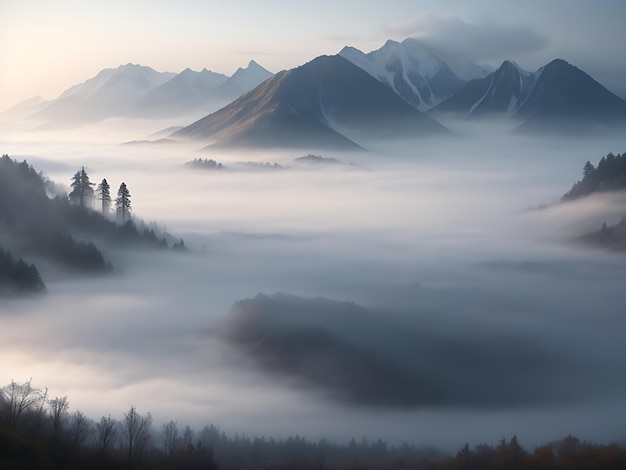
[68, 167, 95, 208]
[116, 182, 132, 224]
[583, 160, 595, 178]
[96, 178, 111, 214]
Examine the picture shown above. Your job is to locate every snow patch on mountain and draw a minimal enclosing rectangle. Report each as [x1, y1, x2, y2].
[339, 38, 466, 111]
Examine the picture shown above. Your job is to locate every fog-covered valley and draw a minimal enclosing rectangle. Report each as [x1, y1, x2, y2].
[2, 120, 626, 455]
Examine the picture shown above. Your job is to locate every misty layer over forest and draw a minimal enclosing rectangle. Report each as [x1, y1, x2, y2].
[2, 35, 626, 465]
[2, 123, 626, 459]
[3, 378, 626, 470]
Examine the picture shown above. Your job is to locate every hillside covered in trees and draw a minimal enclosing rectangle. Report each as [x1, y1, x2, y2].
[1, 378, 625, 470]
[562, 152, 626, 201]
[0, 245, 46, 294]
[0, 154, 184, 294]
[559, 151, 626, 251]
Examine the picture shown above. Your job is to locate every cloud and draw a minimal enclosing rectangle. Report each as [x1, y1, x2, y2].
[386, 15, 549, 63]
[3, 127, 626, 449]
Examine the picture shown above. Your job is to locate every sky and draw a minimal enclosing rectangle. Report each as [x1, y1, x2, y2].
[1, 0, 626, 110]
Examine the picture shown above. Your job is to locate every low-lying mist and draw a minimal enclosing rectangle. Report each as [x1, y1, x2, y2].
[1, 122, 626, 451]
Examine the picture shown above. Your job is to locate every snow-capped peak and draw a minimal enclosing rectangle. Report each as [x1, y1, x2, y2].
[339, 38, 465, 111]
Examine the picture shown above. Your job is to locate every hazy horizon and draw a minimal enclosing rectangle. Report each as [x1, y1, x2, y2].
[2, 0, 626, 111]
[2, 2, 626, 464]
[2, 124, 626, 452]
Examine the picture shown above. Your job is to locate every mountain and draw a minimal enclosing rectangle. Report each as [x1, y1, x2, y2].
[172, 54, 449, 150]
[219, 60, 273, 97]
[134, 67, 229, 117]
[432, 60, 536, 119]
[28, 61, 272, 123]
[2, 96, 49, 119]
[339, 38, 468, 111]
[432, 58, 626, 132]
[31, 64, 175, 124]
[515, 59, 626, 132]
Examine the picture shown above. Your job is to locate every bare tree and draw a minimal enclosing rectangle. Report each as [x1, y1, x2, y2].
[29, 386, 48, 438]
[124, 406, 152, 462]
[162, 420, 180, 458]
[69, 410, 92, 449]
[135, 411, 153, 462]
[96, 414, 118, 456]
[1, 378, 41, 429]
[49, 395, 70, 444]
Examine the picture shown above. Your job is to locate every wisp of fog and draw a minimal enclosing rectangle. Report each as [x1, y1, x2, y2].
[1, 123, 626, 450]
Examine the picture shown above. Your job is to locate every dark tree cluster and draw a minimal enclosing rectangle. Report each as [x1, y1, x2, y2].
[0, 379, 217, 470]
[581, 216, 626, 251]
[562, 151, 626, 201]
[0, 154, 187, 292]
[185, 158, 224, 170]
[184, 158, 284, 171]
[2, 379, 626, 470]
[0, 245, 45, 294]
[438, 435, 626, 470]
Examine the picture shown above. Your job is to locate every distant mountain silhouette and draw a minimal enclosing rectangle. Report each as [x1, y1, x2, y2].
[432, 58, 626, 133]
[134, 67, 229, 117]
[515, 59, 626, 132]
[27, 61, 272, 124]
[219, 60, 273, 98]
[433, 60, 535, 119]
[134, 61, 272, 118]
[2, 96, 49, 120]
[339, 38, 469, 111]
[173, 55, 449, 150]
[31, 64, 175, 124]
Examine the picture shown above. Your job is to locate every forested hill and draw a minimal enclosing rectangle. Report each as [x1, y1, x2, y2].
[562, 152, 626, 200]
[0, 154, 183, 294]
[0, 245, 45, 294]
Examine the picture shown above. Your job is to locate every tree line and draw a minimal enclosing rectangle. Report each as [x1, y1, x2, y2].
[69, 167, 132, 224]
[562, 151, 626, 201]
[2, 379, 625, 470]
[0, 155, 185, 294]
[0, 245, 45, 293]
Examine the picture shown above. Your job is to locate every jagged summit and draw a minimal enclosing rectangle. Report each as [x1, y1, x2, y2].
[173, 54, 448, 150]
[515, 58, 626, 131]
[432, 57, 626, 133]
[339, 38, 467, 111]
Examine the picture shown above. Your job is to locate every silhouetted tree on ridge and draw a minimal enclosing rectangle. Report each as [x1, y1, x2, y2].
[96, 178, 112, 215]
[116, 182, 132, 224]
[68, 166, 95, 208]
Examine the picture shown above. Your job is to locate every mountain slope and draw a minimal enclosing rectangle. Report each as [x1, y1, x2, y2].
[173, 54, 449, 150]
[515, 59, 626, 132]
[431, 60, 535, 119]
[2, 96, 49, 120]
[134, 67, 229, 117]
[339, 38, 467, 111]
[432, 58, 626, 132]
[220, 60, 273, 97]
[32, 64, 175, 124]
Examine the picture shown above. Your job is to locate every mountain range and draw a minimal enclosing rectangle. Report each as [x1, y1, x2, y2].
[134, 60, 272, 118]
[5, 37, 626, 144]
[432, 58, 626, 132]
[172, 54, 449, 150]
[14, 60, 272, 125]
[339, 38, 485, 112]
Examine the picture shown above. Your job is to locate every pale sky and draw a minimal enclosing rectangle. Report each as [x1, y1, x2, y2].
[1, 0, 625, 110]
